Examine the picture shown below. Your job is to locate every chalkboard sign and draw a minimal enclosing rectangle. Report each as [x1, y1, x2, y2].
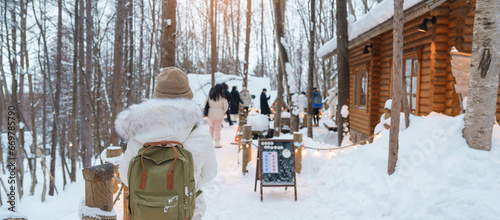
[254, 139, 297, 201]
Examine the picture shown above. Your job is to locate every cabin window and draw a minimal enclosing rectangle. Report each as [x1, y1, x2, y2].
[354, 67, 368, 108]
[404, 57, 419, 114]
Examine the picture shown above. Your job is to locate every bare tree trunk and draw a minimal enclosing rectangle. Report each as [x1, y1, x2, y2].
[139, 0, 144, 98]
[272, 0, 288, 137]
[126, 0, 135, 107]
[0, 79, 4, 175]
[160, 0, 176, 67]
[28, 44, 37, 195]
[363, 0, 370, 13]
[388, 0, 404, 175]
[41, 72, 47, 202]
[18, 1, 26, 195]
[210, 0, 218, 87]
[79, 0, 93, 168]
[0, 25, 5, 174]
[110, 0, 127, 145]
[233, 0, 241, 76]
[260, 0, 264, 77]
[347, 0, 356, 20]
[146, 1, 157, 98]
[69, 0, 79, 183]
[243, 0, 251, 87]
[7, 0, 24, 200]
[463, 0, 499, 151]
[306, 0, 316, 138]
[49, 0, 63, 196]
[336, 0, 349, 146]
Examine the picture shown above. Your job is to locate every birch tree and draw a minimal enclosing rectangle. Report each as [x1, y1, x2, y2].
[388, 0, 404, 175]
[463, 0, 500, 151]
[307, 0, 316, 138]
[336, 0, 349, 146]
[49, 0, 64, 196]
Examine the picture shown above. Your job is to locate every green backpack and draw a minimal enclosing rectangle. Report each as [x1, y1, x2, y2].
[128, 140, 196, 220]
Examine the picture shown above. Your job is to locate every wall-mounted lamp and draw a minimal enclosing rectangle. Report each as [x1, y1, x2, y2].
[363, 44, 373, 54]
[418, 16, 437, 33]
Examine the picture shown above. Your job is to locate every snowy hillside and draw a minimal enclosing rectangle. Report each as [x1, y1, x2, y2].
[188, 72, 277, 110]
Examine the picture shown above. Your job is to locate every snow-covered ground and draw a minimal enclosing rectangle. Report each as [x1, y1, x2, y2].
[2, 112, 500, 219]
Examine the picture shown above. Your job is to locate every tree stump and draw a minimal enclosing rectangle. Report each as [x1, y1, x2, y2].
[106, 146, 123, 158]
[293, 132, 303, 174]
[82, 163, 116, 220]
[242, 125, 252, 173]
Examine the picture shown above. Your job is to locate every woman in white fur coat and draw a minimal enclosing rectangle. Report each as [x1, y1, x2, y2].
[115, 67, 217, 219]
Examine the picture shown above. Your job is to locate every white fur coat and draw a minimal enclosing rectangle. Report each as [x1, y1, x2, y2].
[115, 98, 218, 216]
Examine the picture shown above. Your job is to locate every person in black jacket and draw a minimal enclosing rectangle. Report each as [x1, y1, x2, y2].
[230, 86, 243, 123]
[222, 83, 233, 125]
[260, 88, 271, 116]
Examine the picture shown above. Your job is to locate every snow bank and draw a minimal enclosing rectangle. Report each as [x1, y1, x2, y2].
[298, 114, 500, 219]
[188, 72, 276, 110]
[246, 112, 270, 132]
[79, 198, 117, 220]
[0, 208, 27, 220]
[318, 0, 425, 58]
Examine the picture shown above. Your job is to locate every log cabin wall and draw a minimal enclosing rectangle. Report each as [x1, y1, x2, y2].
[449, 0, 475, 54]
[348, 41, 373, 141]
[345, 0, 500, 137]
[376, 3, 467, 126]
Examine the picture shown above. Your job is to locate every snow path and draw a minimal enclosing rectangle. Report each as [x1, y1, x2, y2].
[203, 119, 339, 219]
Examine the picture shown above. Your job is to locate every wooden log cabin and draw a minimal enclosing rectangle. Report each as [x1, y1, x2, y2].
[318, 0, 498, 142]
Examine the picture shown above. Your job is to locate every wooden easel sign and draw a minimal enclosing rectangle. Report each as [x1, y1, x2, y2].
[254, 139, 297, 201]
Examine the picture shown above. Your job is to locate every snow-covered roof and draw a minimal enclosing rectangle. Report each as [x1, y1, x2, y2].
[318, 0, 436, 59]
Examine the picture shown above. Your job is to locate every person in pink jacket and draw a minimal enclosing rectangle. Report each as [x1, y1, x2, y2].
[115, 67, 217, 219]
[205, 84, 229, 148]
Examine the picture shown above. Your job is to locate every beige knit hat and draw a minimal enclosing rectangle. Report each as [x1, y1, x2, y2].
[153, 67, 193, 99]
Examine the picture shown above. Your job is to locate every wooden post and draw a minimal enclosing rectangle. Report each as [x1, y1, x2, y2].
[242, 125, 252, 173]
[237, 122, 244, 153]
[302, 113, 308, 128]
[102, 146, 123, 194]
[106, 146, 122, 158]
[123, 185, 129, 220]
[293, 132, 303, 174]
[82, 163, 116, 220]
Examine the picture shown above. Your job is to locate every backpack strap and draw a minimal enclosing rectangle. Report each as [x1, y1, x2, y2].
[139, 141, 183, 190]
[138, 125, 198, 190]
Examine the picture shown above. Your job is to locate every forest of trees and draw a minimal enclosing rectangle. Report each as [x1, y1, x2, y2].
[0, 0, 395, 200]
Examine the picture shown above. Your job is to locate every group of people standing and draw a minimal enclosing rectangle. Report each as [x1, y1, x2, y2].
[260, 87, 323, 127]
[205, 83, 251, 148]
